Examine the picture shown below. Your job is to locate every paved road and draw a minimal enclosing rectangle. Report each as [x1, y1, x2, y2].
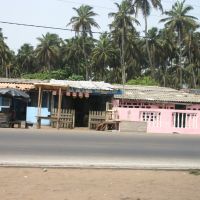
[0, 128, 200, 169]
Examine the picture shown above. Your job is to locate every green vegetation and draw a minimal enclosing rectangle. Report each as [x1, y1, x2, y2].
[189, 170, 200, 176]
[22, 69, 70, 80]
[0, 0, 200, 88]
[127, 76, 158, 86]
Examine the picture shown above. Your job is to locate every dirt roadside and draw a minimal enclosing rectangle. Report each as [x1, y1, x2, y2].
[0, 167, 200, 200]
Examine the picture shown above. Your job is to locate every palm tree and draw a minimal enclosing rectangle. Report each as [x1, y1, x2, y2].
[184, 31, 200, 88]
[62, 37, 83, 75]
[0, 29, 12, 78]
[109, 0, 140, 87]
[17, 43, 35, 73]
[160, 0, 198, 88]
[125, 31, 145, 80]
[92, 33, 117, 80]
[153, 28, 176, 87]
[35, 33, 61, 71]
[133, 0, 163, 79]
[67, 5, 100, 80]
[62, 36, 95, 77]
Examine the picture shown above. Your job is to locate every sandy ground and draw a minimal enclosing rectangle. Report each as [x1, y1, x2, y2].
[0, 168, 200, 200]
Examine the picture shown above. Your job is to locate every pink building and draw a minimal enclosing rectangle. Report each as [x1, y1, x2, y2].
[112, 85, 200, 134]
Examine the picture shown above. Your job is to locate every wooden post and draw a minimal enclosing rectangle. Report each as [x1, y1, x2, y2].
[57, 88, 62, 129]
[36, 86, 42, 129]
[51, 92, 54, 113]
[37, 86, 42, 116]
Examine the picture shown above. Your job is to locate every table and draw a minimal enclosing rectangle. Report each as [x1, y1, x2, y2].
[36, 116, 57, 129]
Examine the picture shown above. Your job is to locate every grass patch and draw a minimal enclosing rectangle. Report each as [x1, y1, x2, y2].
[189, 170, 200, 176]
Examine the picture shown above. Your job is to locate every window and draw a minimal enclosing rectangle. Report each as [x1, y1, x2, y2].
[0, 97, 11, 106]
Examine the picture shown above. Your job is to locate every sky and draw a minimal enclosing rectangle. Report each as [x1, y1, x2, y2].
[0, 0, 199, 52]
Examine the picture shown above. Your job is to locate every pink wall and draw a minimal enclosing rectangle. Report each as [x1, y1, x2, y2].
[113, 107, 200, 134]
[186, 104, 200, 110]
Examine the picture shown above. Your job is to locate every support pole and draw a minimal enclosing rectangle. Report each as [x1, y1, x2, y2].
[57, 88, 62, 129]
[37, 86, 42, 116]
[37, 86, 42, 128]
[51, 92, 54, 113]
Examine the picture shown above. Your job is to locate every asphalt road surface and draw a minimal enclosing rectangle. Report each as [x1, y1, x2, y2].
[0, 128, 200, 169]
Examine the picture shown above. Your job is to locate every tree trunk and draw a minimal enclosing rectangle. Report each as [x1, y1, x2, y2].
[121, 27, 126, 100]
[144, 9, 154, 79]
[47, 60, 51, 71]
[5, 66, 8, 78]
[102, 60, 105, 81]
[192, 67, 196, 88]
[178, 29, 183, 88]
[188, 34, 196, 88]
[82, 36, 88, 81]
[1, 59, 3, 73]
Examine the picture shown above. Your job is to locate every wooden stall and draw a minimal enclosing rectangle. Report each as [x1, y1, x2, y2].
[34, 83, 69, 129]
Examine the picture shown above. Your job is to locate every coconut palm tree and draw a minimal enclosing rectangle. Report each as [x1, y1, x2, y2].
[35, 33, 61, 71]
[67, 5, 100, 80]
[109, 0, 140, 86]
[62, 37, 84, 75]
[133, 0, 163, 79]
[17, 43, 35, 73]
[62, 36, 95, 77]
[160, 0, 198, 88]
[184, 31, 200, 88]
[67, 5, 100, 37]
[92, 33, 118, 80]
[0, 29, 12, 78]
[153, 28, 176, 87]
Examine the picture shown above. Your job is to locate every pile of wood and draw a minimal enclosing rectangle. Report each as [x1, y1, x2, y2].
[0, 112, 10, 127]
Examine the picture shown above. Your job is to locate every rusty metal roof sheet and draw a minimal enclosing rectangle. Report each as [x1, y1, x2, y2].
[0, 82, 35, 90]
[0, 78, 48, 91]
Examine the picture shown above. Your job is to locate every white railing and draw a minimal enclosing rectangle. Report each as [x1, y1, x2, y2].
[172, 112, 198, 129]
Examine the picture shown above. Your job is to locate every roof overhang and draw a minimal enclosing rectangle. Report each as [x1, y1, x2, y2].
[34, 83, 69, 90]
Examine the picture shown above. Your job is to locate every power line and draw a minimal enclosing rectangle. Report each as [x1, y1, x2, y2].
[0, 20, 102, 34]
[0, 19, 199, 39]
[0, 20, 149, 38]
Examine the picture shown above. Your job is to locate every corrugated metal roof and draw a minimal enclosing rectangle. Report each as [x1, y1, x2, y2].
[50, 80, 114, 91]
[0, 78, 48, 91]
[34, 82, 69, 90]
[114, 85, 200, 103]
[0, 78, 199, 103]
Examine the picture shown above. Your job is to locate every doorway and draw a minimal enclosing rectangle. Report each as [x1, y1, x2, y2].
[74, 98, 89, 127]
